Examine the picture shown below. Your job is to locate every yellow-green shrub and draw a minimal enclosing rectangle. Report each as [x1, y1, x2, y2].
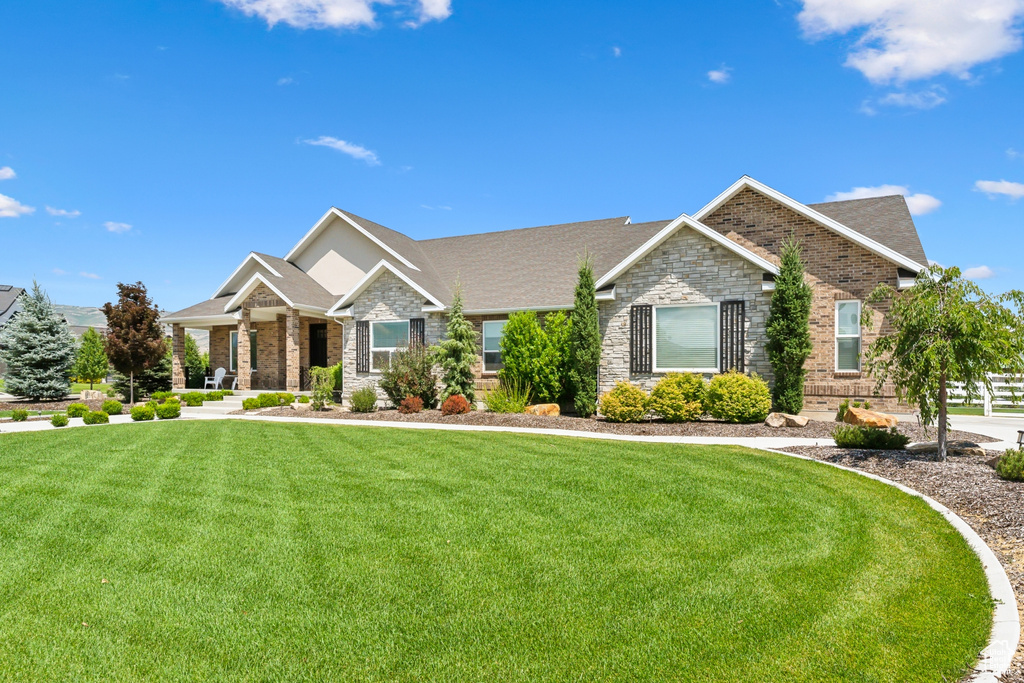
[705, 372, 772, 423]
[599, 382, 649, 423]
[649, 373, 706, 423]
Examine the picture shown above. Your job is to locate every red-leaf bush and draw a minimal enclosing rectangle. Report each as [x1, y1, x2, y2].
[441, 394, 470, 416]
[398, 396, 424, 414]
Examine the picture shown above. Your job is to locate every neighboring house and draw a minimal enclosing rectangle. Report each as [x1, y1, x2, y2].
[164, 176, 927, 409]
[0, 285, 26, 377]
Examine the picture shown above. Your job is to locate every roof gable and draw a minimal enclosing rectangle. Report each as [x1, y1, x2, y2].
[285, 207, 422, 272]
[808, 195, 927, 266]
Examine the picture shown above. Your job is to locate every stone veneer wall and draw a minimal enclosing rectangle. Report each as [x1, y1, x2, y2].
[700, 186, 903, 410]
[343, 270, 445, 400]
[598, 227, 771, 394]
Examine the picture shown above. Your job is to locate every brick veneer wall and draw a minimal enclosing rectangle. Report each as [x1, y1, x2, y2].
[700, 187, 904, 410]
[342, 270, 444, 400]
[465, 313, 518, 393]
[598, 226, 771, 394]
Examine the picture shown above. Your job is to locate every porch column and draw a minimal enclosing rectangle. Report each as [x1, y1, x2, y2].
[237, 308, 251, 391]
[171, 324, 186, 390]
[285, 307, 300, 392]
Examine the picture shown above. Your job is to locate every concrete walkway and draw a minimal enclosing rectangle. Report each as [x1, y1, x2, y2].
[950, 414, 1024, 450]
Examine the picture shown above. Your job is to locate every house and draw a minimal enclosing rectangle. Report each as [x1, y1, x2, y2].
[0, 285, 26, 378]
[163, 176, 928, 410]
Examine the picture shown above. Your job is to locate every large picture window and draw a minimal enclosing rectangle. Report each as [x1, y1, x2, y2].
[653, 304, 719, 372]
[836, 301, 861, 372]
[370, 320, 410, 371]
[229, 330, 258, 372]
[482, 320, 506, 373]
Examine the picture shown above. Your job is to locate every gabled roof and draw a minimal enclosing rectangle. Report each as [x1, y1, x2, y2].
[0, 285, 25, 324]
[694, 176, 927, 272]
[809, 195, 928, 266]
[328, 260, 447, 316]
[284, 207, 423, 271]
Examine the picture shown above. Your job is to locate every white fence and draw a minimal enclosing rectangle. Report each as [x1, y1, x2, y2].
[949, 374, 1024, 416]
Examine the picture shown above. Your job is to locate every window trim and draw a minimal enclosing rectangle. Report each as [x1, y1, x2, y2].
[651, 302, 720, 374]
[835, 300, 862, 373]
[229, 330, 258, 373]
[369, 319, 410, 373]
[481, 319, 507, 375]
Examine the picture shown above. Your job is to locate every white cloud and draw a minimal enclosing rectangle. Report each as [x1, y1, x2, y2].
[46, 206, 81, 217]
[217, 0, 449, 29]
[104, 221, 133, 233]
[824, 184, 942, 215]
[79, 272, 101, 280]
[303, 136, 381, 165]
[277, 77, 294, 85]
[975, 179, 1024, 199]
[797, 0, 1024, 83]
[0, 193, 34, 218]
[420, 204, 452, 210]
[52, 268, 67, 275]
[963, 265, 995, 279]
[1008, 148, 1023, 160]
[707, 66, 732, 84]
[878, 88, 947, 109]
[0, 166, 15, 180]
[612, 46, 622, 58]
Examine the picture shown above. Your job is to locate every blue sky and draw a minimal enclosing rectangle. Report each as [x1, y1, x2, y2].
[2, 0, 1023, 311]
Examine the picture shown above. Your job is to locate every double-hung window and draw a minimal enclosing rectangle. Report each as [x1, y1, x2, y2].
[836, 301, 861, 372]
[653, 304, 719, 373]
[482, 320, 506, 373]
[229, 330, 258, 372]
[370, 320, 409, 371]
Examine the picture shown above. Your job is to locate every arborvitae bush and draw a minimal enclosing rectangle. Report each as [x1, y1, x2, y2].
[765, 239, 813, 414]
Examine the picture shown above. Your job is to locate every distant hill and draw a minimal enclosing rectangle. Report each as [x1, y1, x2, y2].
[54, 304, 209, 352]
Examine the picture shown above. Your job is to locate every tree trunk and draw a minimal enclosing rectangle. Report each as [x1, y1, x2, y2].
[938, 363, 948, 461]
[130, 370, 134, 406]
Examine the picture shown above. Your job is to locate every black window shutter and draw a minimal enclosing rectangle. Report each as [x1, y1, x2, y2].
[630, 304, 652, 374]
[410, 318, 426, 348]
[356, 321, 370, 373]
[720, 300, 745, 373]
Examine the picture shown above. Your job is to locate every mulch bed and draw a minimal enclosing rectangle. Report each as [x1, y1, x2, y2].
[245, 406, 995, 443]
[779, 446, 1024, 683]
[0, 398, 108, 412]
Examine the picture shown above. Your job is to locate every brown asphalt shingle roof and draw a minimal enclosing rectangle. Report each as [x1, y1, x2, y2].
[250, 253, 336, 310]
[0, 285, 25, 326]
[809, 195, 928, 266]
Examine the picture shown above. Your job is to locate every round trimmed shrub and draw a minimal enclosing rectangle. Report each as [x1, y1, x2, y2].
[649, 373, 706, 423]
[298, 395, 310, 404]
[277, 392, 295, 406]
[350, 386, 378, 413]
[441, 394, 470, 416]
[155, 403, 181, 419]
[398, 396, 423, 414]
[101, 399, 123, 416]
[66, 403, 90, 418]
[599, 382, 650, 423]
[242, 398, 259, 410]
[131, 405, 156, 421]
[82, 411, 109, 425]
[257, 393, 281, 408]
[704, 372, 772, 424]
[50, 414, 69, 427]
[11, 409, 29, 422]
[996, 448, 1024, 482]
[205, 391, 224, 402]
[181, 392, 205, 407]
[151, 391, 175, 402]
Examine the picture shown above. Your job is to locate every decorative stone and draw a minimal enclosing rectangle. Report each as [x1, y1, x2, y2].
[525, 404, 560, 417]
[784, 414, 809, 428]
[986, 455, 1003, 470]
[80, 389, 105, 400]
[765, 413, 787, 428]
[293, 402, 310, 412]
[907, 441, 986, 457]
[843, 407, 898, 429]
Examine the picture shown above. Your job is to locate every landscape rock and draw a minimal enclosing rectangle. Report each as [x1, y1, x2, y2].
[525, 404, 560, 417]
[907, 440, 986, 457]
[843, 407, 898, 429]
[986, 455, 1003, 470]
[765, 413, 786, 428]
[293, 402, 310, 412]
[784, 414, 810, 428]
[80, 389, 105, 400]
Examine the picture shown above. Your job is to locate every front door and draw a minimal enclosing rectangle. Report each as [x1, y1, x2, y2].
[309, 324, 328, 368]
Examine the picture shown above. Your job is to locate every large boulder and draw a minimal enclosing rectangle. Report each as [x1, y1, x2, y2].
[525, 404, 560, 417]
[80, 389, 105, 400]
[907, 441, 986, 457]
[843, 407, 898, 429]
[765, 413, 810, 428]
[785, 414, 810, 428]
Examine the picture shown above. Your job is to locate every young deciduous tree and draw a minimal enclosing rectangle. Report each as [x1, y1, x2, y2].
[73, 326, 109, 389]
[864, 265, 1024, 460]
[569, 256, 601, 417]
[765, 239, 813, 414]
[0, 282, 77, 400]
[435, 284, 478, 403]
[102, 282, 167, 404]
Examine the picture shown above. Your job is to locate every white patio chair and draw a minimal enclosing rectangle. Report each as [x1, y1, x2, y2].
[204, 367, 227, 390]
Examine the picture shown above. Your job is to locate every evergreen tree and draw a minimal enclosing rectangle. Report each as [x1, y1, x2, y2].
[435, 284, 478, 402]
[72, 326, 109, 389]
[0, 282, 77, 400]
[112, 346, 172, 399]
[102, 281, 167, 404]
[765, 239, 813, 414]
[184, 333, 206, 388]
[568, 256, 601, 417]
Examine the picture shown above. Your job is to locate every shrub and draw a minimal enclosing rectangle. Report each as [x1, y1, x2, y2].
[257, 393, 280, 408]
[499, 311, 570, 404]
[101, 399, 123, 416]
[351, 386, 378, 413]
[146, 399, 159, 410]
[221, 390, 234, 396]
[398, 396, 423, 414]
[330, 362, 344, 393]
[155, 402, 181, 419]
[298, 395, 310, 404]
[164, 395, 180, 405]
[67, 402, 90, 418]
[277, 392, 295, 406]
[82, 410, 109, 425]
[705, 372, 772, 424]
[435, 286, 477, 403]
[205, 391, 224, 402]
[379, 346, 438, 409]
[151, 391, 175, 402]
[242, 398, 259, 410]
[441, 394, 471, 416]
[600, 382, 650, 423]
[180, 392, 205, 407]
[766, 239, 813, 414]
[484, 379, 531, 414]
[310, 366, 334, 411]
[10, 409, 29, 422]
[569, 256, 601, 417]
[832, 425, 910, 450]
[996, 448, 1024, 482]
[649, 373, 706, 423]
[50, 413, 69, 427]
[131, 405, 155, 421]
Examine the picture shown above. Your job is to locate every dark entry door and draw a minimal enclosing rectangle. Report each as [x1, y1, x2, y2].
[309, 324, 328, 368]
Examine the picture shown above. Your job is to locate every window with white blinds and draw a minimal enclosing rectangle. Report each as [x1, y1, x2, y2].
[653, 304, 719, 372]
[836, 301, 861, 372]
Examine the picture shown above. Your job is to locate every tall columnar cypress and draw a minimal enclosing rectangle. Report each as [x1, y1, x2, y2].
[0, 282, 77, 400]
[765, 239, 813, 414]
[435, 284, 478, 403]
[569, 256, 601, 417]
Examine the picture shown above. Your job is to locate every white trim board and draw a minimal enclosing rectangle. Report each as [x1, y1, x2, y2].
[211, 253, 283, 299]
[285, 207, 421, 272]
[693, 176, 927, 274]
[327, 260, 446, 316]
[223, 272, 298, 313]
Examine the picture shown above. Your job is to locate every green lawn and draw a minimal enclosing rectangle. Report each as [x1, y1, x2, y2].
[70, 382, 111, 395]
[0, 422, 992, 682]
[947, 404, 1024, 416]
[0, 409, 61, 418]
